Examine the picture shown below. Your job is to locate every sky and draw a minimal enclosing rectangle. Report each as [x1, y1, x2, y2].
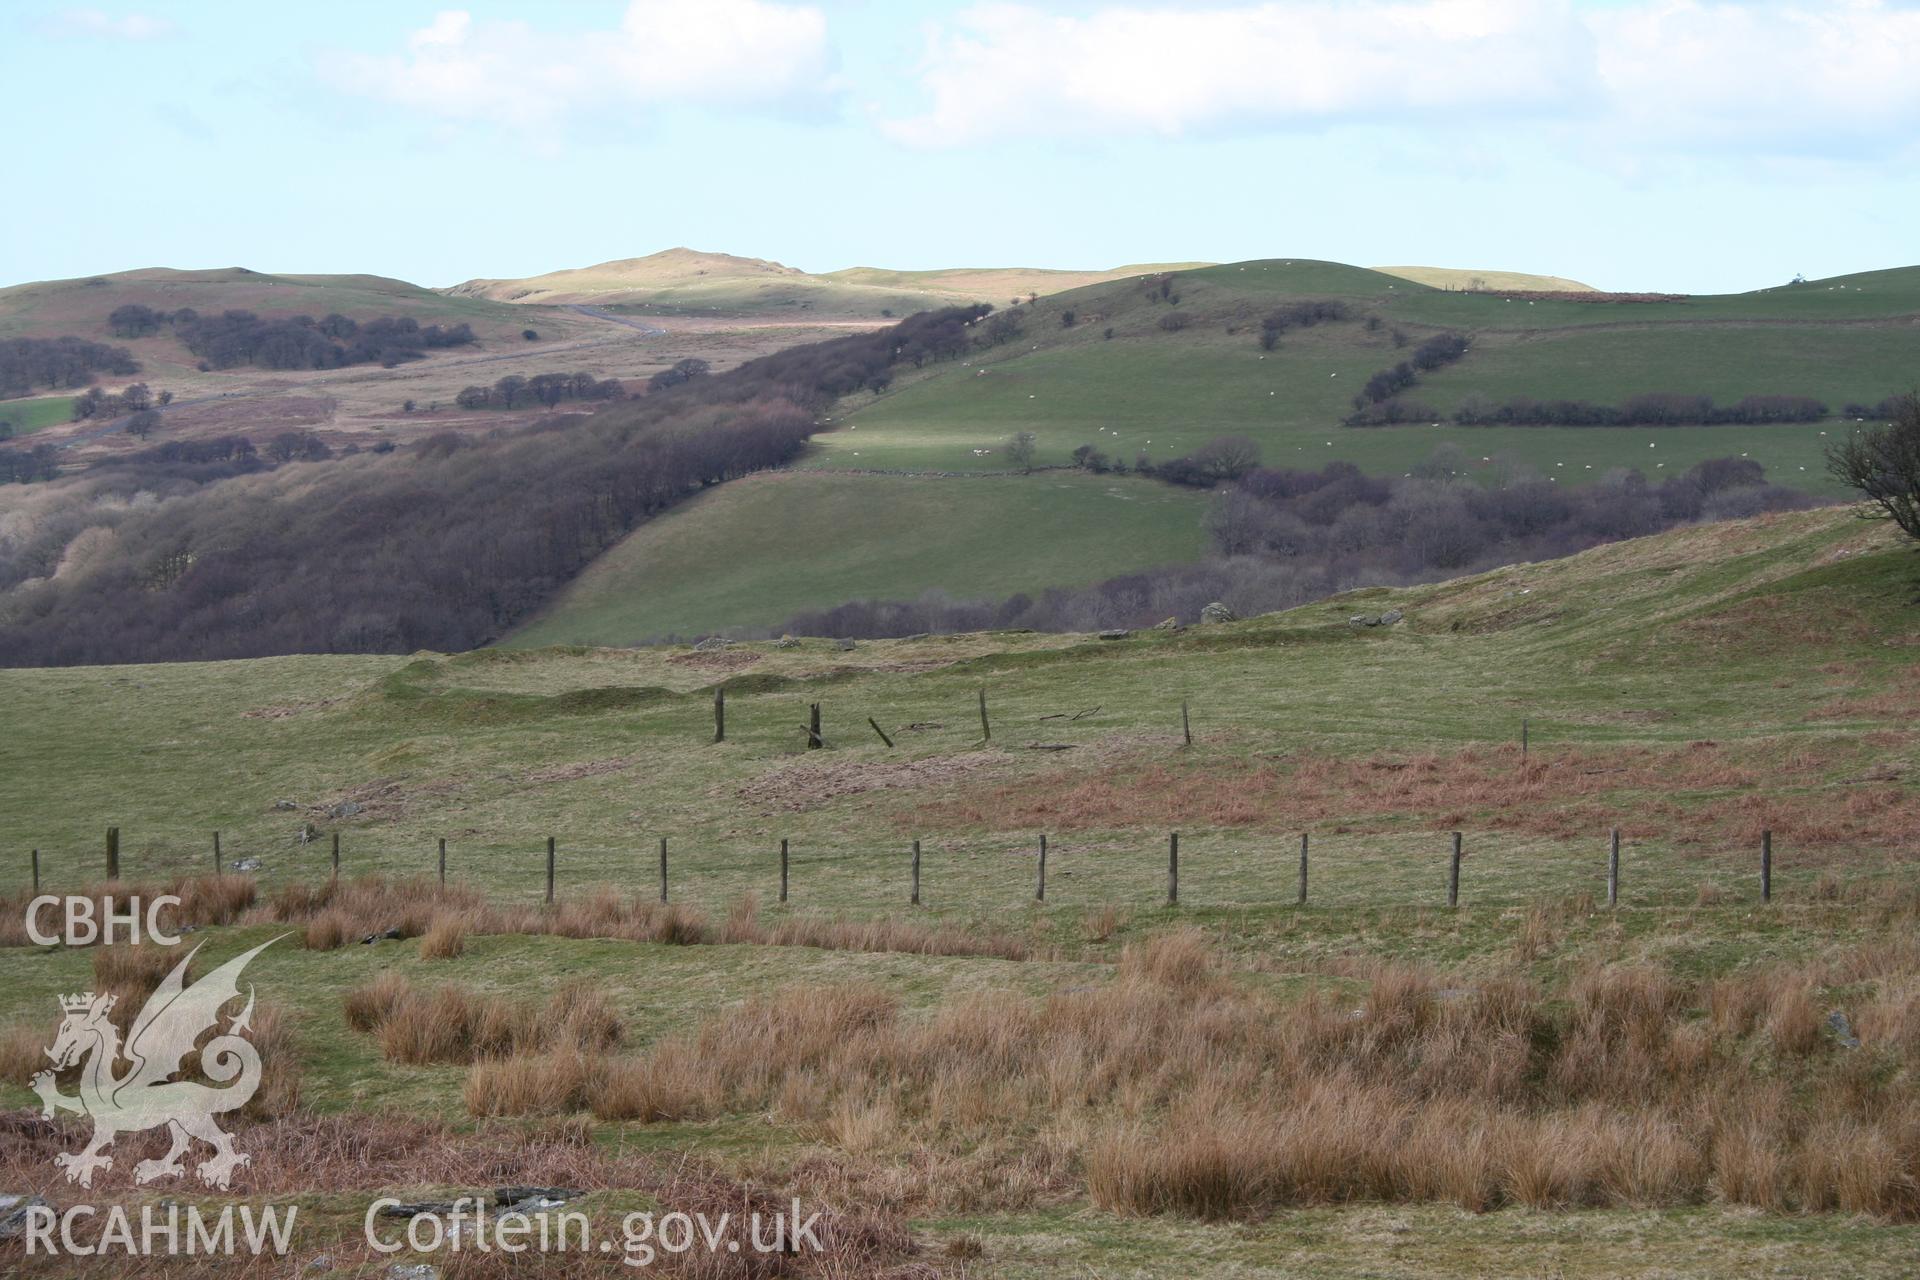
[2, 0, 1917, 294]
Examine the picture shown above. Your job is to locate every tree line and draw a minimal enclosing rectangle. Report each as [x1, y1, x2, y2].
[0, 336, 139, 398]
[769, 455, 1817, 640]
[108, 304, 477, 371]
[455, 371, 626, 410]
[0, 305, 989, 666]
[1350, 391, 1866, 429]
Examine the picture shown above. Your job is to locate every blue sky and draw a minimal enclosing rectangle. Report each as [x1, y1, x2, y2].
[3, 1, 1917, 293]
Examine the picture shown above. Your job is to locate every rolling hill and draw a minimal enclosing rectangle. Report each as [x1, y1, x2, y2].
[1373, 265, 1596, 292]
[815, 259, 1920, 488]
[444, 246, 1208, 317]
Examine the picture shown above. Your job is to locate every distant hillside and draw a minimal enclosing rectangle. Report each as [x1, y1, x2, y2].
[819, 258, 1920, 490]
[1374, 265, 1597, 292]
[0, 266, 537, 345]
[444, 247, 1208, 317]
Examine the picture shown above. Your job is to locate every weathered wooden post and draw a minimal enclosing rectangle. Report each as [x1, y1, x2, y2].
[545, 836, 556, 904]
[1448, 831, 1462, 908]
[331, 833, 340, 880]
[806, 703, 823, 749]
[911, 840, 922, 906]
[659, 838, 669, 904]
[1036, 833, 1048, 901]
[1522, 718, 1530, 763]
[713, 687, 725, 744]
[31, 849, 40, 896]
[438, 838, 447, 886]
[1167, 832, 1179, 906]
[213, 831, 222, 876]
[1297, 833, 1309, 905]
[779, 838, 789, 904]
[867, 717, 895, 748]
[106, 827, 120, 880]
[1181, 700, 1192, 747]
[1608, 828, 1621, 907]
[978, 688, 991, 742]
[1761, 829, 1773, 903]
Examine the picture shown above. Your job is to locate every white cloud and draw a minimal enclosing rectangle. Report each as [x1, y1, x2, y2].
[325, 0, 832, 127]
[44, 9, 176, 40]
[884, 0, 1920, 156]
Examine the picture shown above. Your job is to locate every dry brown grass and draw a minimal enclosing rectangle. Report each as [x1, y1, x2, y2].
[418, 912, 467, 959]
[346, 974, 621, 1067]
[906, 739, 1920, 850]
[0, 1021, 52, 1086]
[450, 933, 1920, 1221]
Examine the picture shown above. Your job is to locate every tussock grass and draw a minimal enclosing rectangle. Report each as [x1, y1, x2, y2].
[457, 933, 1920, 1221]
[0, 875, 257, 949]
[345, 974, 621, 1067]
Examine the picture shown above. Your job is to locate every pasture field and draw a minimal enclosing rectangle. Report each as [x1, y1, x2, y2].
[511, 469, 1213, 645]
[0, 396, 76, 436]
[826, 260, 1920, 489]
[0, 506, 1917, 1275]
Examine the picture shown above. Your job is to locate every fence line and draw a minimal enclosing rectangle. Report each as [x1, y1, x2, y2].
[6, 825, 1800, 913]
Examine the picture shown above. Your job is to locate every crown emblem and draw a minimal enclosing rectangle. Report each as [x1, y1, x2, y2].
[60, 992, 113, 1014]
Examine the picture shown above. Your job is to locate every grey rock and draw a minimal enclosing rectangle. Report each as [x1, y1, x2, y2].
[834, 638, 857, 651]
[360, 928, 405, 945]
[296, 823, 318, 845]
[1380, 609, 1404, 625]
[0, 1194, 52, 1239]
[494, 1186, 578, 1207]
[1349, 614, 1380, 627]
[378, 1198, 476, 1219]
[231, 857, 263, 872]
[305, 1256, 334, 1272]
[1152, 617, 1182, 631]
[386, 1266, 439, 1280]
[770, 636, 799, 650]
[692, 636, 731, 652]
[1096, 629, 1131, 640]
[331, 800, 363, 819]
[1828, 1010, 1861, 1049]
[272, 799, 299, 811]
[1199, 602, 1237, 624]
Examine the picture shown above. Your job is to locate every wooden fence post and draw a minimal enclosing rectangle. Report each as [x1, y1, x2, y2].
[713, 687, 725, 744]
[545, 837, 556, 905]
[1181, 700, 1192, 747]
[1167, 832, 1179, 906]
[1761, 829, 1772, 903]
[806, 703, 823, 749]
[1297, 833, 1308, 905]
[1522, 718, 1530, 763]
[438, 838, 447, 886]
[331, 833, 340, 880]
[1036, 834, 1047, 902]
[213, 831, 222, 876]
[659, 838, 669, 904]
[911, 840, 921, 906]
[779, 838, 789, 904]
[867, 717, 895, 749]
[1448, 831, 1462, 908]
[31, 849, 40, 896]
[977, 688, 992, 742]
[1608, 828, 1620, 907]
[106, 827, 119, 881]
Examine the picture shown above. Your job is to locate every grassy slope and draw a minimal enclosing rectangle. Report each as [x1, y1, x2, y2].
[1373, 265, 1596, 291]
[445, 247, 1208, 318]
[826, 260, 1920, 489]
[0, 395, 75, 434]
[510, 469, 1212, 644]
[1, 508, 1917, 1274]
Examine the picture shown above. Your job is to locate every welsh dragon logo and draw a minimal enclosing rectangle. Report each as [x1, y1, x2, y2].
[31, 938, 280, 1190]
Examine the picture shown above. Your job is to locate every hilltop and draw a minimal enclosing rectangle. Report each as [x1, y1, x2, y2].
[444, 246, 1209, 317]
[1374, 265, 1597, 292]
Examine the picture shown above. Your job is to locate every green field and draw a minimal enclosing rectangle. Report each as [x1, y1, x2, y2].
[0, 395, 74, 436]
[512, 469, 1213, 644]
[822, 260, 1920, 489]
[1, 507, 1917, 1274]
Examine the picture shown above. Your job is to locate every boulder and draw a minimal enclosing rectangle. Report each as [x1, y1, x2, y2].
[771, 635, 799, 650]
[692, 636, 731, 653]
[1380, 609, 1404, 625]
[1349, 614, 1380, 627]
[834, 638, 857, 652]
[1096, 629, 1130, 641]
[1828, 1010, 1861, 1049]
[1152, 617, 1182, 631]
[1199, 602, 1237, 624]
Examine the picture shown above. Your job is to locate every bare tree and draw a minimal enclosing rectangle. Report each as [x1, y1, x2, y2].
[1828, 392, 1920, 543]
[1005, 431, 1037, 473]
